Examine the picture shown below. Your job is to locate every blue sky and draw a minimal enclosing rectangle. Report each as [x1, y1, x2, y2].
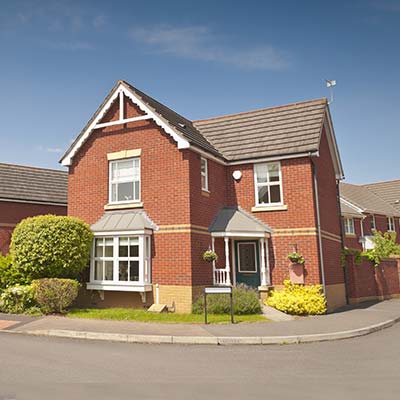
[0, 0, 399, 183]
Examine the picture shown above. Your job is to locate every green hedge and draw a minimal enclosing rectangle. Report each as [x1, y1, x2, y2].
[32, 278, 80, 314]
[11, 215, 93, 281]
[0, 253, 28, 293]
[192, 285, 262, 315]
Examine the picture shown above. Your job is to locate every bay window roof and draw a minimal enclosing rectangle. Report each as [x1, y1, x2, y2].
[91, 210, 158, 233]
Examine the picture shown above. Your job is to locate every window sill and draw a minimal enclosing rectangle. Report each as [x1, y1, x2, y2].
[345, 234, 357, 238]
[201, 190, 210, 197]
[87, 282, 153, 292]
[251, 205, 288, 212]
[104, 202, 143, 210]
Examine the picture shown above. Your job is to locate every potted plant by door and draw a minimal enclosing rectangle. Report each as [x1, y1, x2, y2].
[287, 252, 305, 284]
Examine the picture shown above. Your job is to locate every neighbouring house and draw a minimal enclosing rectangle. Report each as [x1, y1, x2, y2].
[340, 182, 400, 250]
[61, 80, 347, 313]
[0, 163, 68, 254]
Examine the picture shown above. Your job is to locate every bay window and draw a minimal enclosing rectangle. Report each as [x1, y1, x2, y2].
[89, 234, 151, 290]
[254, 162, 283, 206]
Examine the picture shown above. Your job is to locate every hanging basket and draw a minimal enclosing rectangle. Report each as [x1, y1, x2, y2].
[203, 250, 218, 263]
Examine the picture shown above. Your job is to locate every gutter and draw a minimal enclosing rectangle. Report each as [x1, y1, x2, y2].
[310, 155, 326, 294]
[336, 181, 350, 305]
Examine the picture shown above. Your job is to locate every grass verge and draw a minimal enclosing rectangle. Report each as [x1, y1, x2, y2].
[67, 308, 267, 324]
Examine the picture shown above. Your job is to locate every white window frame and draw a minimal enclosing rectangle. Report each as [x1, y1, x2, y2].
[109, 157, 140, 204]
[237, 242, 258, 274]
[344, 218, 355, 235]
[253, 162, 283, 206]
[370, 215, 376, 231]
[201, 157, 209, 192]
[90, 234, 151, 288]
[387, 216, 395, 232]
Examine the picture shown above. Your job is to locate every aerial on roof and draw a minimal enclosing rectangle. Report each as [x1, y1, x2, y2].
[0, 163, 68, 205]
[362, 180, 400, 214]
[340, 182, 399, 216]
[61, 80, 343, 178]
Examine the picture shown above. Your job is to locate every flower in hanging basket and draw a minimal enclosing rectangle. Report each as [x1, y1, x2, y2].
[203, 250, 218, 263]
[287, 252, 305, 265]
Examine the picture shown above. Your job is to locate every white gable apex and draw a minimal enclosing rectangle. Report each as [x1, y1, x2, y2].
[61, 83, 190, 166]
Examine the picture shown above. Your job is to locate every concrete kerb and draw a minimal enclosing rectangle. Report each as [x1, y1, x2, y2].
[1, 316, 399, 345]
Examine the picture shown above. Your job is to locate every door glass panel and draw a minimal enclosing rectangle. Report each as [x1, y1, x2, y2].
[119, 261, 129, 281]
[238, 243, 256, 272]
[129, 261, 139, 281]
[104, 261, 113, 280]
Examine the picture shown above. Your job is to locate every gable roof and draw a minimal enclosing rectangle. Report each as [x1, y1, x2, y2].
[340, 182, 399, 217]
[194, 98, 327, 161]
[209, 206, 274, 235]
[362, 180, 400, 214]
[0, 163, 67, 205]
[61, 80, 343, 178]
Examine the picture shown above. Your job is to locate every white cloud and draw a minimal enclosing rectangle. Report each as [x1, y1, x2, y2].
[130, 25, 289, 70]
[37, 145, 63, 154]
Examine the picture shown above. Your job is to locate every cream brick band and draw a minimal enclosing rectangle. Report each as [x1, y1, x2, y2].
[107, 148, 142, 160]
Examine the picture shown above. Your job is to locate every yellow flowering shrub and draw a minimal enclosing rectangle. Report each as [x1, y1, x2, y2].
[266, 280, 327, 315]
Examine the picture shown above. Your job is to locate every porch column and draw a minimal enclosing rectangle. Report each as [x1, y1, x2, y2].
[265, 237, 271, 286]
[224, 237, 232, 286]
[260, 238, 267, 287]
[211, 236, 216, 285]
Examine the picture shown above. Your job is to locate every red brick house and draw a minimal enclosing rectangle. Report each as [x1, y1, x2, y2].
[61, 80, 346, 312]
[340, 182, 400, 250]
[0, 163, 68, 254]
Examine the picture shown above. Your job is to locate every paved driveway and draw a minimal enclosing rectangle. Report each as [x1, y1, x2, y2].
[1, 322, 400, 400]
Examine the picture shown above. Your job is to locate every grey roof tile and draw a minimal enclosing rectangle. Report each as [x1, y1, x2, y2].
[340, 182, 399, 216]
[362, 180, 400, 214]
[194, 98, 327, 161]
[0, 163, 67, 205]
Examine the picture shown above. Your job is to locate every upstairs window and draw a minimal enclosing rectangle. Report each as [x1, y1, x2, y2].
[344, 218, 355, 235]
[387, 217, 395, 232]
[370, 215, 376, 231]
[254, 162, 282, 206]
[201, 157, 209, 192]
[109, 158, 140, 203]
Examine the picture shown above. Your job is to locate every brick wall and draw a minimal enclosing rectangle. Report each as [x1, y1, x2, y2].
[0, 201, 67, 254]
[345, 254, 400, 302]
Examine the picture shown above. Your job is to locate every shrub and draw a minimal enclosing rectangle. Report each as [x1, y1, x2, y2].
[32, 278, 80, 314]
[287, 252, 305, 264]
[192, 285, 262, 315]
[362, 231, 400, 266]
[11, 215, 93, 281]
[266, 280, 327, 315]
[0, 253, 28, 293]
[0, 285, 36, 314]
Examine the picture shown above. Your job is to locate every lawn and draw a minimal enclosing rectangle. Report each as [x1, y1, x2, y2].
[67, 308, 267, 324]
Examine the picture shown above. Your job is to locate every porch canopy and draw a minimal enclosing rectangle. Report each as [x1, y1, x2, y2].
[209, 206, 273, 238]
[209, 207, 273, 287]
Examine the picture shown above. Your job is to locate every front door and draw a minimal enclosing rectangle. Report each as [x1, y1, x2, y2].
[235, 240, 260, 288]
